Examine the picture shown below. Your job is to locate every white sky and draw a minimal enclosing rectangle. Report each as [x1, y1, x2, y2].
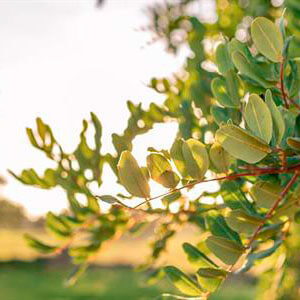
[0, 0, 192, 216]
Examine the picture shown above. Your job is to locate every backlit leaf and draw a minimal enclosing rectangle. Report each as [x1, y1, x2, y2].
[265, 90, 285, 145]
[196, 268, 227, 292]
[250, 181, 283, 209]
[215, 124, 271, 163]
[182, 139, 209, 180]
[251, 17, 283, 62]
[183, 243, 218, 268]
[117, 151, 150, 198]
[244, 94, 273, 143]
[206, 236, 245, 265]
[164, 266, 204, 296]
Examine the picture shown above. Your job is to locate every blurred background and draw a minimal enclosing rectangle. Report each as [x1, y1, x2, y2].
[0, 0, 284, 299]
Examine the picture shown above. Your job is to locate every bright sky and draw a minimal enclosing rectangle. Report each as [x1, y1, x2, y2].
[0, 0, 193, 216]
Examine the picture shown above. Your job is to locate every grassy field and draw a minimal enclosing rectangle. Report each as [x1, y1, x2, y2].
[0, 262, 254, 300]
[0, 229, 255, 299]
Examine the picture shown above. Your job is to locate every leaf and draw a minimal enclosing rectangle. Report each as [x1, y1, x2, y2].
[221, 181, 256, 215]
[206, 236, 245, 265]
[206, 212, 242, 245]
[287, 137, 300, 151]
[215, 43, 234, 75]
[170, 139, 189, 178]
[226, 210, 263, 235]
[251, 17, 283, 62]
[224, 70, 241, 107]
[24, 234, 58, 254]
[215, 124, 272, 163]
[46, 212, 72, 238]
[240, 240, 283, 273]
[164, 266, 204, 296]
[279, 107, 297, 148]
[182, 243, 218, 268]
[265, 90, 285, 145]
[162, 191, 182, 205]
[147, 153, 179, 188]
[250, 181, 283, 209]
[211, 77, 239, 108]
[181, 139, 209, 180]
[209, 142, 233, 173]
[158, 170, 180, 189]
[117, 151, 150, 198]
[244, 94, 273, 143]
[196, 268, 227, 292]
[97, 195, 119, 204]
[210, 105, 230, 125]
[232, 51, 273, 88]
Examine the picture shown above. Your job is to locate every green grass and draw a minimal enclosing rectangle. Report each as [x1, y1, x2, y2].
[0, 262, 254, 300]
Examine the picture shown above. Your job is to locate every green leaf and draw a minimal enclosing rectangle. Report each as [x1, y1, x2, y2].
[210, 105, 230, 125]
[196, 268, 227, 292]
[182, 139, 209, 180]
[211, 77, 239, 108]
[46, 212, 72, 238]
[287, 137, 300, 151]
[97, 195, 119, 204]
[215, 124, 272, 163]
[209, 142, 233, 173]
[117, 151, 150, 198]
[251, 17, 283, 62]
[147, 153, 179, 188]
[224, 70, 241, 107]
[206, 236, 245, 265]
[221, 181, 256, 216]
[232, 51, 273, 88]
[183, 243, 219, 268]
[24, 234, 58, 254]
[215, 43, 234, 75]
[206, 212, 242, 245]
[170, 139, 189, 178]
[244, 94, 273, 143]
[250, 181, 283, 209]
[226, 210, 263, 235]
[162, 191, 182, 205]
[164, 266, 204, 296]
[265, 90, 285, 145]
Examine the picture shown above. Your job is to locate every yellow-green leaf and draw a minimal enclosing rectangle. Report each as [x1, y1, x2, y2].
[245, 94, 273, 143]
[183, 243, 219, 268]
[164, 266, 204, 296]
[251, 17, 283, 63]
[170, 139, 189, 178]
[265, 90, 285, 145]
[196, 268, 227, 292]
[182, 139, 209, 180]
[231, 51, 273, 88]
[215, 124, 271, 163]
[209, 142, 234, 173]
[226, 210, 263, 235]
[215, 43, 233, 75]
[206, 236, 245, 265]
[117, 151, 150, 198]
[250, 181, 283, 209]
[146, 153, 179, 188]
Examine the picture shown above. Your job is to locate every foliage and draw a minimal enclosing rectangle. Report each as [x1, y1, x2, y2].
[11, 1, 300, 299]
